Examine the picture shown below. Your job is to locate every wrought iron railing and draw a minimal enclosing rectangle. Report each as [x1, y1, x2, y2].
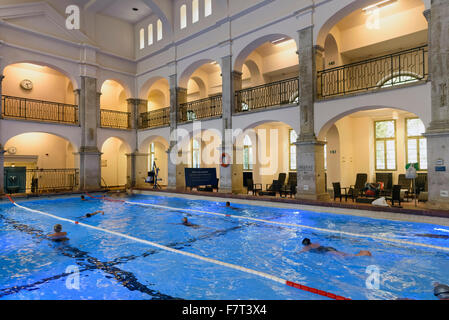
[317, 45, 429, 98]
[1, 95, 78, 124]
[100, 109, 131, 129]
[235, 77, 299, 113]
[139, 107, 170, 129]
[178, 95, 223, 122]
[26, 169, 79, 193]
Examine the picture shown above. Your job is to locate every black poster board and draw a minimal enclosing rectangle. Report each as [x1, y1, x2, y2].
[185, 168, 218, 189]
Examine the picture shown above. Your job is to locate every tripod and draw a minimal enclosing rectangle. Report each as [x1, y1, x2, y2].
[152, 161, 161, 190]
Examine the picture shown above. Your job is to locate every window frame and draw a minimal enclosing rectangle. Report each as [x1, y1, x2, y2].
[374, 119, 397, 172]
[149, 142, 155, 171]
[148, 24, 153, 45]
[289, 129, 298, 172]
[157, 19, 163, 41]
[405, 117, 427, 171]
[191, 138, 201, 169]
[205, 0, 212, 17]
[180, 4, 187, 29]
[243, 135, 253, 171]
[192, 0, 199, 24]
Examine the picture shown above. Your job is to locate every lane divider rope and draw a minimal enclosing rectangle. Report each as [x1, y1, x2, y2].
[6, 195, 350, 301]
[85, 193, 449, 253]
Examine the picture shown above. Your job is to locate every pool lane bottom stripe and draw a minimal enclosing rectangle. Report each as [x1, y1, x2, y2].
[6, 195, 350, 301]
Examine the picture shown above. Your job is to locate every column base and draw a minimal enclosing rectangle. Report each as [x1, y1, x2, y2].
[296, 192, 330, 202]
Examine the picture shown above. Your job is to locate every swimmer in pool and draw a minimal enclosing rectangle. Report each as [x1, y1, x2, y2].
[82, 211, 104, 219]
[81, 195, 87, 201]
[434, 283, 449, 300]
[300, 238, 372, 257]
[182, 217, 200, 228]
[48, 224, 69, 242]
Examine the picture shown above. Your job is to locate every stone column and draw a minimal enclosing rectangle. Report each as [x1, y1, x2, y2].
[167, 74, 187, 190]
[0, 147, 4, 195]
[219, 55, 234, 193]
[126, 152, 149, 188]
[0, 75, 4, 118]
[96, 92, 102, 128]
[423, 3, 449, 209]
[296, 26, 328, 201]
[128, 99, 148, 129]
[77, 76, 102, 191]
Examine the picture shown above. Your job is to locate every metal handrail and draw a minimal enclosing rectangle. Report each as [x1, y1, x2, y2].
[100, 109, 131, 129]
[235, 77, 299, 113]
[317, 45, 429, 98]
[178, 95, 223, 122]
[2, 95, 78, 124]
[139, 107, 170, 129]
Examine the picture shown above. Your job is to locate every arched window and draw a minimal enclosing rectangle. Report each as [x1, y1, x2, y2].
[192, 0, 199, 23]
[139, 28, 145, 49]
[149, 143, 155, 171]
[180, 5, 187, 29]
[157, 19, 163, 41]
[381, 75, 420, 88]
[243, 135, 253, 171]
[289, 129, 298, 171]
[148, 24, 153, 45]
[205, 0, 212, 17]
[406, 118, 427, 170]
[192, 139, 201, 168]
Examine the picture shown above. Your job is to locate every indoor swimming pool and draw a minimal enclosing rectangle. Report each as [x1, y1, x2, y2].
[0, 194, 448, 300]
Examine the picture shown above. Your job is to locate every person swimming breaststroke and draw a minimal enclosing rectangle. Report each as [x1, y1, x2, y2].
[300, 238, 372, 257]
[182, 217, 200, 228]
[48, 224, 69, 242]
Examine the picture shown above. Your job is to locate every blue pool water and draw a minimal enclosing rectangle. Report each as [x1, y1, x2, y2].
[0, 194, 448, 300]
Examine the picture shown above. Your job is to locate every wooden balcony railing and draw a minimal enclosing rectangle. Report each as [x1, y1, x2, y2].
[139, 107, 170, 129]
[2, 95, 78, 124]
[100, 109, 131, 129]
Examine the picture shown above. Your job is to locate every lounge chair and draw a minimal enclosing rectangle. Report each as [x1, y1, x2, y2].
[259, 173, 287, 197]
[332, 182, 348, 202]
[376, 172, 393, 196]
[398, 174, 411, 201]
[386, 185, 402, 207]
[280, 173, 297, 198]
[348, 174, 368, 201]
[246, 178, 262, 195]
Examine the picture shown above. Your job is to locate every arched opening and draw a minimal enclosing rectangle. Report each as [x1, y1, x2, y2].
[139, 136, 169, 186]
[179, 60, 222, 122]
[234, 35, 299, 112]
[234, 121, 298, 193]
[2, 63, 78, 124]
[101, 137, 131, 188]
[318, 0, 428, 97]
[100, 80, 130, 129]
[147, 78, 170, 111]
[319, 107, 428, 203]
[3, 132, 78, 194]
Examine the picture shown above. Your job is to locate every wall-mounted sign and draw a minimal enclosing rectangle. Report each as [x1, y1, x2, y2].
[436, 159, 445, 166]
[435, 166, 446, 172]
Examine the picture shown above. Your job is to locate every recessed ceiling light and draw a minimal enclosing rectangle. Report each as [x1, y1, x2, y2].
[132, 8, 139, 12]
[362, 0, 397, 12]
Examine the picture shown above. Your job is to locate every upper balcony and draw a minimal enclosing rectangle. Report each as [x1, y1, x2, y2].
[2, 95, 78, 125]
[317, 45, 428, 99]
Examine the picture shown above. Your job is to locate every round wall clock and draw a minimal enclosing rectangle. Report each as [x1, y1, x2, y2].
[20, 79, 33, 90]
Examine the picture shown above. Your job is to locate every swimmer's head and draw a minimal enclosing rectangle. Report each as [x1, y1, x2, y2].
[81, 195, 85, 200]
[54, 224, 62, 233]
[86, 213, 92, 218]
[226, 202, 231, 207]
[183, 217, 188, 223]
[302, 238, 311, 246]
[434, 284, 449, 300]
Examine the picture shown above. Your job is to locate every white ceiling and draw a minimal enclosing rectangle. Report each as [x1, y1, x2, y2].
[86, 0, 153, 24]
